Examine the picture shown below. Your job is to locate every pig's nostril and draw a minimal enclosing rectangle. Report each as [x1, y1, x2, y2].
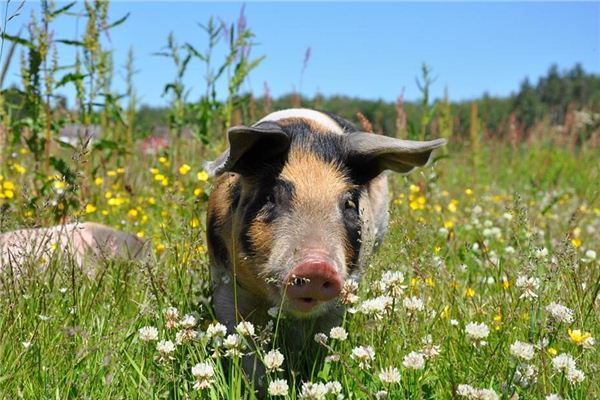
[322, 281, 331, 289]
[302, 297, 314, 303]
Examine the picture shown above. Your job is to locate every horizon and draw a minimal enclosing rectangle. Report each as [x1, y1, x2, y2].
[1, 1, 598, 108]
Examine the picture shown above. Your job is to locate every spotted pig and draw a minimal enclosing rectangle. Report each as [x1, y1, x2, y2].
[205, 108, 445, 376]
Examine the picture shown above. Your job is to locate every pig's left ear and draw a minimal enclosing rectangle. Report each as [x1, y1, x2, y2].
[206, 122, 290, 177]
[347, 132, 446, 182]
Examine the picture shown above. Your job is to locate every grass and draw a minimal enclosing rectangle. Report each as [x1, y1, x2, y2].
[0, 142, 598, 399]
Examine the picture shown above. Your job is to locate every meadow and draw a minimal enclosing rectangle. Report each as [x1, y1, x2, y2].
[0, 2, 599, 399]
[0, 141, 598, 399]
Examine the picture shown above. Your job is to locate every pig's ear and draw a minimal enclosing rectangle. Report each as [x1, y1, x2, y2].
[347, 132, 446, 182]
[206, 122, 290, 177]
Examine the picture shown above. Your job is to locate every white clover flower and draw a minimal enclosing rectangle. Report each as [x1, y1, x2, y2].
[267, 306, 281, 318]
[456, 385, 499, 399]
[329, 326, 348, 341]
[180, 314, 197, 329]
[325, 381, 342, 395]
[138, 326, 159, 342]
[206, 322, 227, 339]
[268, 379, 289, 396]
[582, 249, 597, 263]
[351, 345, 375, 370]
[379, 366, 401, 384]
[375, 390, 388, 399]
[535, 247, 549, 259]
[380, 271, 406, 297]
[545, 395, 561, 400]
[510, 341, 535, 361]
[403, 296, 424, 312]
[224, 333, 243, 358]
[545, 302, 574, 324]
[314, 333, 328, 345]
[478, 389, 499, 400]
[340, 279, 359, 305]
[421, 335, 441, 359]
[163, 306, 179, 329]
[456, 384, 477, 397]
[175, 328, 198, 344]
[402, 351, 425, 370]
[450, 319, 459, 326]
[191, 361, 215, 390]
[515, 276, 540, 300]
[566, 368, 585, 384]
[236, 321, 255, 337]
[513, 363, 538, 387]
[263, 348, 284, 372]
[465, 322, 490, 340]
[551, 353, 576, 373]
[505, 246, 516, 254]
[299, 382, 328, 400]
[360, 295, 392, 318]
[156, 339, 175, 355]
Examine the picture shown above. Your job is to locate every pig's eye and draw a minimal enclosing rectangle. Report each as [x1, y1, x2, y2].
[265, 194, 275, 205]
[345, 199, 357, 211]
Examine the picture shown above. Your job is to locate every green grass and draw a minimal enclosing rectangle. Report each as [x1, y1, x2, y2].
[0, 143, 598, 399]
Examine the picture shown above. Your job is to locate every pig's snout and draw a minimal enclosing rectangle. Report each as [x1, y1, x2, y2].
[285, 259, 342, 313]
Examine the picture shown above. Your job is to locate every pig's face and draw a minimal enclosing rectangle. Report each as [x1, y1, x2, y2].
[207, 110, 445, 318]
[238, 148, 366, 317]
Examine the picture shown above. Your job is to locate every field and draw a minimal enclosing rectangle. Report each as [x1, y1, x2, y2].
[0, 142, 598, 399]
[0, 2, 599, 399]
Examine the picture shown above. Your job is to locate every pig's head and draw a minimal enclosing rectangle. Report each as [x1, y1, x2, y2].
[207, 114, 445, 318]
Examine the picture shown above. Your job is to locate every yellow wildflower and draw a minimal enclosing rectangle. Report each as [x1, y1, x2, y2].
[156, 243, 166, 255]
[547, 347, 557, 356]
[465, 188, 474, 196]
[568, 329, 591, 345]
[571, 238, 582, 248]
[85, 204, 97, 214]
[128, 208, 139, 219]
[107, 170, 117, 177]
[197, 170, 209, 182]
[13, 163, 26, 174]
[409, 184, 420, 193]
[94, 177, 103, 185]
[465, 287, 475, 297]
[3, 181, 15, 190]
[179, 164, 191, 175]
[448, 199, 458, 213]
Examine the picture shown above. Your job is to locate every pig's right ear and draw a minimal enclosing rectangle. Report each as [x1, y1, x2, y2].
[205, 122, 290, 177]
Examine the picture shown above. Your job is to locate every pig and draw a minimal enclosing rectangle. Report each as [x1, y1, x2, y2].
[0, 222, 148, 276]
[205, 108, 445, 385]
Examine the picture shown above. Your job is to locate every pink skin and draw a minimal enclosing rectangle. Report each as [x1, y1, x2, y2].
[284, 256, 343, 314]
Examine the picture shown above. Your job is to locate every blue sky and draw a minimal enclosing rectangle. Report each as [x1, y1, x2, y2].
[1, 1, 599, 107]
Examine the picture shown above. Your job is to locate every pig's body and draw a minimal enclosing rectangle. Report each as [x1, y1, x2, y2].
[0, 222, 147, 275]
[206, 108, 445, 366]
